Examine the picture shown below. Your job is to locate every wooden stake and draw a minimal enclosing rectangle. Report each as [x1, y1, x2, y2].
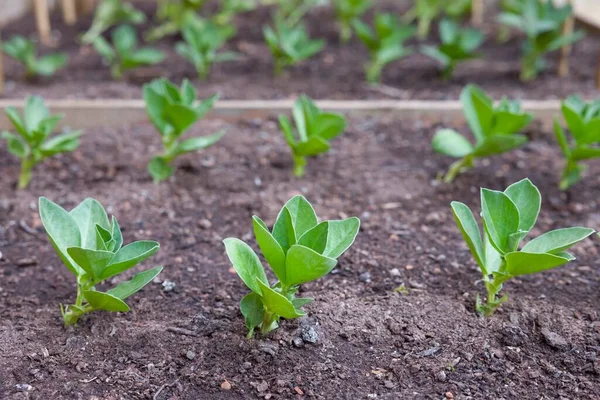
[79, 0, 96, 15]
[558, 0, 574, 78]
[0, 34, 4, 95]
[62, 0, 78, 25]
[34, 0, 52, 46]
[471, 0, 484, 26]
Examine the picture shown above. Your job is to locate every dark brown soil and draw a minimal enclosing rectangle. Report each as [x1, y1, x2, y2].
[1, 2, 599, 101]
[1, 113, 600, 399]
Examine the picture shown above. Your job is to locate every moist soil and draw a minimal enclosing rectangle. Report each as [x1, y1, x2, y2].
[1, 2, 599, 101]
[1, 114, 600, 399]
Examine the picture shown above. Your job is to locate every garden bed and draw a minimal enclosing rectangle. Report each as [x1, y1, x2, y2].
[1, 2, 598, 101]
[1, 114, 600, 398]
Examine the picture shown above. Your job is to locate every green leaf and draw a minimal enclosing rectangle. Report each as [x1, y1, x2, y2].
[279, 115, 296, 147]
[100, 240, 160, 281]
[432, 129, 474, 158]
[123, 48, 165, 69]
[93, 36, 116, 61]
[322, 217, 360, 259]
[461, 84, 493, 142]
[112, 24, 137, 54]
[110, 216, 123, 252]
[148, 156, 174, 182]
[281, 195, 319, 238]
[504, 178, 541, 233]
[472, 134, 528, 157]
[480, 189, 520, 254]
[272, 206, 296, 253]
[83, 290, 130, 312]
[4, 107, 28, 138]
[491, 111, 533, 136]
[240, 292, 265, 334]
[311, 113, 346, 140]
[67, 247, 114, 279]
[294, 136, 331, 157]
[34, 53, 68, 76]
[522, 227, 595, 254]
[39, 197, 82, 276]
[505, 252, 570, 276]
[106, 266, 163, 300]
[39, 130, 83, 156]
[24, 96, 50, 133]
[143, 84, 169, 135]
[284, 244, 337, 286]
[553, 119, 570, 158]
[174, 131, 225, 156]
[297, 221, 328, 254]
[571, 147, 600, 161]
[292, 297, 313, 309]
[253, 216, 286, 283]
[451, 201, 485, 273]
[70, 198, 110, 250]
[256, 279, 305, 319]
[484, 232, 502, 274]
[223, 238, 268, 294]
[562, 102, 585, 141]
[1, 132, 28, 158]
[164, 104, 199, 136]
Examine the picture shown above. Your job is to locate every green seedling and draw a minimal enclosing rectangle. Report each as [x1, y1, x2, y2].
[39, 197, 162, 326]
[214, 0, 257, 26]
[1, 35, 68, 79]
[498, 0, 584, 81]
[93, 25, 165, 80]
[497, 0, 525, 42]
[143, 78, 224, 182]
[421, 19, 483, 79]
[278, 95, 346, 176]
[272, 0, 320, 28]
[263, 19, 325, 75]
[1, 96, 83, 189]
[353, 13, 415, 83]
[553, 95, 600, 190]
[176, 20, 237, 80]
[403, 0, 471, 39]
[146, 0, 204, 42]
[224, 195, 360, 337]
[432, 84, 533, 182]
[451, 178, 594, 316]
[332, 0, 372, 43]
[81, 0, 146, 44]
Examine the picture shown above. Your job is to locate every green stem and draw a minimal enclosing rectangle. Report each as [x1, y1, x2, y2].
[443, 156, 473, 183]
[417, 18, 431, 40]
[260, 311, 277, 335]
[366, 62, 382, 83]
[18, 158, 34, 189]
[292, 154, 306, 177]
[339, 22, 352, 43]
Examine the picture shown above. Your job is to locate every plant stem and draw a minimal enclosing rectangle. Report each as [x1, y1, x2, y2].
[339, 22, 351, 43]
[443, 156, 473, 183]
[292, 154, 306, 177]
[18, 158, 34, 189]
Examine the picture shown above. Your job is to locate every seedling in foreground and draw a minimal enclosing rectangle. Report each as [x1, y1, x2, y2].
[451, 178, 594, 316]
[333, 0, 373, 43]
[353, 13, 415, 83]
[278, 95, 347, 176]
[432, 84, 533, 182]
[263, 19, 325, 75]
[143, 78, 224, 182]
[1, 35, 68, 79]
[39, 197, 162, 326]
[224, 195, 360, 337]
[421, 19, 483, 79]
[498, 0, 584, 81]
[1, 96, 83, 189]
[553, 95, 600, 190]
[93, 25, 165, 79]
[81, 0, 146, 44]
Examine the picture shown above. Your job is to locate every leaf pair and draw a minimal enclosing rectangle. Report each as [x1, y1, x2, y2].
[353, 13, 415, 83]
[2, 96, 83, 189]
[332, 0, 373, 42]
[176, 20, 237, 80]
[39, 197, 162, 326]
[403, 0, 471, 39]
[263, 19, 325, 75]
[432, 84, 533, 182]
[278, 95, 347, 177]
[81, 0, 146, 44]
[94, 25, 165, 79]
[143, 78, 225, 182]
[451, 178, 594, 315]
[223, 195, 360, 337]
[553, 95, 600, 190]
[2, 35, 68, 79]
[421, 19, 483, 79]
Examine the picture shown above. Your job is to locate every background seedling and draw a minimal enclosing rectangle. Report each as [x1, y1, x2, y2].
[39, 197, 162, 326]
[143, 77, 224, 182]
[403, 0, 471, 39]
[432, 84, 533, 182]
[93, 25, 165, 80]
[224, 195, 360, 337]
[146, 0, 204, 42]
[278, 95, 346, 176]
[1, 96, 83, 189]
[553, 95, 600, 190]
[81, 0, 146, 44]
[451, 178, 594, 316]
[332, 0, 372, 43]
[213, 0, 257, 26]
[1, 35, 68, 79]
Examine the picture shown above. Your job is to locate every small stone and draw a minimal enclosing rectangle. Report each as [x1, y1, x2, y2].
[198, 219, 212, 229]
[256, 380, 269, 392]
[15, 384, 33, 392]
[221, 380, 231, 390]
[242, 362, 252, 369]
[185, 351, 196, 360]
[301, 325, 319, 344]
[389, 268, 401, 277]
[436, 371, 447, 382]
[445, 392, 454, 399]
[359, 272, 371, 283]
[292, 337, 304, 348]
[174, 256, 183, 264]
[259, 342, 278, 356]
[162, 280, 176, 292]
[541, 328, 568, 350]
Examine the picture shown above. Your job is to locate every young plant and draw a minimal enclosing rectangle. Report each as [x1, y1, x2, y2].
[93, 25, 165, 80]
[263, 19, 325, 75]
[498, 0, 584, 81]
[353, 13, 415, 83]
[1, 35, 68, 79]
[421, 19, 483, 79]
[214, 0, 257, 26]
[432, 84, 533, 183]
[39, 197, 162, 326]
[176, 21, 237, 80]
[143, 78, 224, 182]
[403, 0, 471, 39]
[145, 0, 204, 42]
[332, 0, 372, 43]
[1, 96, 83, 189]
[553, 95, 600, 190]
[272, 0, 319, 28]
[451, 178, 594, 316]
[81, 0, 146, 44]
[278, 95, 346, 177]
[224, 195, 360, 337]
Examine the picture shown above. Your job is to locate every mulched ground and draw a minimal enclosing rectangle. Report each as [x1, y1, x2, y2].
[1, 113, 600, 399]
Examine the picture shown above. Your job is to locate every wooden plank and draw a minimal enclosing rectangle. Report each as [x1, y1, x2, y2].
[0, 99, 562, 130]
[62, 0, 78, 25]
[34, 0, 52, 46]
